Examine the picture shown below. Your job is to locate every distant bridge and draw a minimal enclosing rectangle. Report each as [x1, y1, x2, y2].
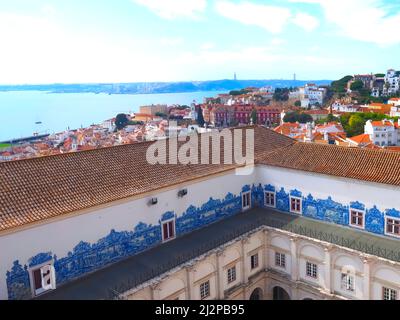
[0, 134, 50, 145]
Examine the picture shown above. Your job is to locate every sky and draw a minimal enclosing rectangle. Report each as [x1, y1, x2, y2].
[1, 0, 400, 84]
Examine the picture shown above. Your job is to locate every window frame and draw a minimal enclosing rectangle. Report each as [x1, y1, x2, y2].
[274, 252, 286, 269]
[161, 218, 176, 242]
[264, 191, 276, 208]
[341, 273, 355, 292]
[289, 196, 302, 214]
[250, 253, 259, 270]
[242, 191, 251, 211]
[349, 208, 365, 229]
[385, 216, 400, 238]
[227, 266, 237, 284]
[383, 287, 397, 300]
[305, 261, 318, 279]
[200, 280, 210, 300]
[29, 261, 56, 297]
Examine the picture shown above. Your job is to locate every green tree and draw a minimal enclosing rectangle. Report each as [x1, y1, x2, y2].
[331, 75, 353, 94]
[115, 113, 129, 130]
[251, 109, 257, 125]
[350, 80, 364, 91]
[299, 113, 313, 123]
[127, 120, 144, 125]
[273, 88, 289, 101]
[326, 113, 339, 122]
[294, 100, 301, 107]
[229, 89, 251, 96]
[348, 114, 365, 136]
[283, 111, 313, 124]
[155, 112, 167, 118]
[197, 107, 205, 127]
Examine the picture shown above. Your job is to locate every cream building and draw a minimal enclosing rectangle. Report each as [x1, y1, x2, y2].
[124, 226, 400, 301]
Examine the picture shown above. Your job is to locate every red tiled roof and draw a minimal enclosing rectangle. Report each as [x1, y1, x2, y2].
[347, 134, 371, 145]
[3, 126, 400, 233]
[370, 120, 394, 127]
[304, 109, 329, 115]
[0, 127, 293, 232]
[260, 141, 400, 186]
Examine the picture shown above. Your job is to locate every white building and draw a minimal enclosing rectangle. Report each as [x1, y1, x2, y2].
[2, 127, 400, 300]
[389, 98, 400, 117]
[124, 224, 400, 301]
[364, 119, 400, 147]
[388, 98, 400, 107]
[101, 118, 116, 132]
[299, 84, 326, 107]
[383, 69, 400, 96]
[331, 101, 360, 113]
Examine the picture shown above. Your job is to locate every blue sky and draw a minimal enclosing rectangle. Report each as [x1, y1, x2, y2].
[0, 0, 400, 84]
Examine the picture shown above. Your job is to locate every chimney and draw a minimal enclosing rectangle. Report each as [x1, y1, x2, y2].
[305, 122, 313, 143]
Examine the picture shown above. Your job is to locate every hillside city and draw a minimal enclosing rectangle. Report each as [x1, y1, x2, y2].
[1, 68, 399, 162]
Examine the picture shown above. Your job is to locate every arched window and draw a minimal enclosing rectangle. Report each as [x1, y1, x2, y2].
[272, 286, 291, 300]
[249, 288, 263, 300]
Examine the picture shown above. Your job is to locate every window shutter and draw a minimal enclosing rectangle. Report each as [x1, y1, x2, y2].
[33, 269, 42, 290]
[163, 223, 169, 240]
[41, 265, 56, 290]
[168, 221, 174, 238]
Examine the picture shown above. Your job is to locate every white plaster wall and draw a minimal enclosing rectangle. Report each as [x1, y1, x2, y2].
[193, 261, 215, 283]
[222, 246, 241, 290]
[156, 276, 186, 300]
[332, 254, 364, 299]
[0, 170, 256, 300]
[192, 276, 217, 300]
[371, 265, 400, 300]
[257, 165, 400, 215]
[245, 233, 263, 276]
[268, 235, 292, 274]
[298, 246, 325, 288]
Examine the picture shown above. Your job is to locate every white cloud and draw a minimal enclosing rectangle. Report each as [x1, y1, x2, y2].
[132, 0, 207, 19]
[215, 1, 292, 34]
[200, 42, 215, 50]
[0, 12, 176, 83]
[270, 38, 287, 46]
[40, 5, 57, 16]
[292, 12, 319, 32]
[289, 0, 400, 45]
[177, 45, 339, 67]
[160, 37, 184, 46]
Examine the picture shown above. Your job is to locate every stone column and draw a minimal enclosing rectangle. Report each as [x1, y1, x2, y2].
[290, 236, 299, 281]
[324, 246, 333, 293]
[150, 283, 159, 300]
[363, 258, 373, 300]
[216, 249, 225, 299]
[185, 265, 194, 300]
[241, 237, 249, 284]
[264, 229, 270, 269]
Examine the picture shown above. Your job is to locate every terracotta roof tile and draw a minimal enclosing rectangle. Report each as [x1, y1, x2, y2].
[260, 142, 400, 186]
[3, 126, 400, 233]
[0, 127, 293, 232]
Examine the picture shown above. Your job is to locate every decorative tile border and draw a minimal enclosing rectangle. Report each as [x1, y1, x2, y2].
[6, 183, 400, 300]
[262, 185, 398, 236]
[6, 187, 246, 300]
